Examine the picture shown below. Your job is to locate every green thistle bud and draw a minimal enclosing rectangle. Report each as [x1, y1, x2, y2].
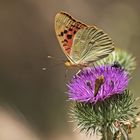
[96, 48, 136, 74]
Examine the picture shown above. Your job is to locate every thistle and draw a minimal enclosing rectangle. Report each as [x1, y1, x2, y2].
[68, 65, 129, 103]
[67, 50, 139, 140]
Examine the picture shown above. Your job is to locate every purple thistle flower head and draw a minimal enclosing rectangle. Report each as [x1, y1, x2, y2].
[67, 65, 129, 103]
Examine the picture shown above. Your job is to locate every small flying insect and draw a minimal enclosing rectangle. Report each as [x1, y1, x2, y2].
[111, 61, 122, 69]
[94, 75, 105, 97]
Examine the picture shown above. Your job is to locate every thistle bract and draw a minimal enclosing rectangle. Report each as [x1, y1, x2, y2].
[68, 65, 129, 103]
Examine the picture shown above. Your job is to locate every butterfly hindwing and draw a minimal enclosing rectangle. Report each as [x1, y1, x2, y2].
[70, 27, 115, 64]
[55, 12, 87, 62]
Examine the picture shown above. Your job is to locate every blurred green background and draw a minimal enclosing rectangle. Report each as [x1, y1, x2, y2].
[0, 0, 140, 140]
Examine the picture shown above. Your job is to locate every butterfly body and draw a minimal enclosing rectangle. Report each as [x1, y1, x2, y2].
[55, 11, 115, 68]
[64, 60, 87, 69]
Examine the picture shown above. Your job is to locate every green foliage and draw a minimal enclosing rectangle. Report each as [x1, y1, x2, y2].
[96, 49, 136, 74]
[70, 90, 140, 137]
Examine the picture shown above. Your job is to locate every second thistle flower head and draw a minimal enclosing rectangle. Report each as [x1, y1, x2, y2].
[68, 65, 129, 103]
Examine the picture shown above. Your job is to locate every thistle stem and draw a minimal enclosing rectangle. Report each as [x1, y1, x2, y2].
[101, 126, 129, 140]
[119, 127, 129, 140]
[101, 125, 112, 140]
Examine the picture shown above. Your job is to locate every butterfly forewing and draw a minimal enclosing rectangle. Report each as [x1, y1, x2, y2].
[70, 27, 114, 64]
[55, 12, 87, 63]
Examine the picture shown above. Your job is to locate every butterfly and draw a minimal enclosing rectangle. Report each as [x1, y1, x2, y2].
[55, 11, 115, 67]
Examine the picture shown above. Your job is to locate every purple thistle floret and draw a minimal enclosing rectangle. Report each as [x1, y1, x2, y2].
[67, 65, 129, 103]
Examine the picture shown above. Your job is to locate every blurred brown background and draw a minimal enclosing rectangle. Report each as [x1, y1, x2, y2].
[0, 0, 140, 140]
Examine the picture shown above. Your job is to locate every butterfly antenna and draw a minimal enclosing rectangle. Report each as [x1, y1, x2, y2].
[42, 61, 64, 71]
[47, 55, 66, 63]
[47, 55, 55, 59]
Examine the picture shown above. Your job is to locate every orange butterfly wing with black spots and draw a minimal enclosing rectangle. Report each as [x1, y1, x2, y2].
[55, 12, 87, 62]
